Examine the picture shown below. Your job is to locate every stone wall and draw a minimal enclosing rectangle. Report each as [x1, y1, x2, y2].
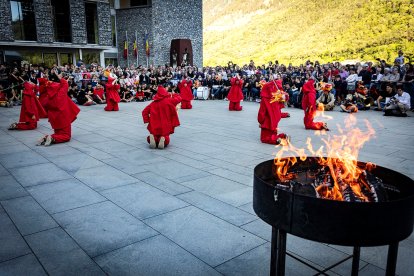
[152, 0, 203, 67]
[97, 2, 112, 46]
[70, 0, 87, 44]
[116, 7, 153, 67]
[34, 0, 54, 43]
[0, 0, 13, 41]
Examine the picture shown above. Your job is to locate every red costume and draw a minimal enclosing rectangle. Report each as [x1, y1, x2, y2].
[104, 76, 121, 111]
[257, 80, 288, 144]
[38, 78, 48, 118]
[46, 78, 80, 143]
[302, 79, 328, 130]
[142, 86, 181, 149]
[93, 86, 105, 102]
[10, 82, 46, 130]
[227, 77, 244, 111]
[178, 79, 193, 109]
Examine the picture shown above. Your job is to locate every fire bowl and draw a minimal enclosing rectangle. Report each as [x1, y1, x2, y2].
[253, 158, 414, 247]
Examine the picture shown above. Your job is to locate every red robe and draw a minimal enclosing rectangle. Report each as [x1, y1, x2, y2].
[38, 78, 48, 118]
[47, 79, 80, 131]
[142, 86, 181, 147]
[257, 80, 286, 144]
[105, 76, 121, 111]
[93, 87, 105, 99]
[178, 80, 193, 109]
[302, 79, 325, 130]
[15, 82, 46, 130]
[227, 77, 244, 111]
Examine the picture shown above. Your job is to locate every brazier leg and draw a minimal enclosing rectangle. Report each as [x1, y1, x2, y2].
[386, 242, 399, 276]
[351, 246, 360, 276]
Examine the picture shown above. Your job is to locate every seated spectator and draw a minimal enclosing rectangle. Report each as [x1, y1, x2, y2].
[192, 77, 202, 99]
[345, 68, 358, 93]
[0, 85, 12, 107]
[120, 86, 134, 102]
[340, 94, 358, 113]
[316, 83, 335, 111]
[135, 84, 145, 101]
[384, 84, 411, 117]
[93, 83, 106, 104]
[375, 83, 396, 111]
[211, 74, 224, 99]
[77, 84, 95, 106]
[389, 67, 401, 83]
[141, 83, 153, 100]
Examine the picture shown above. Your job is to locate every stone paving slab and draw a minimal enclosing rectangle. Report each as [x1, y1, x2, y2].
[0, 101, 413, 275]
[95, 235, 221, 276]
[0, 254, 47, 276]
[25, 227, 104, 275]
[0, 175, 29, 200]
[1, 196, 58, 236]
[144, 206, 266, 267]
[53, 201, 158, 257]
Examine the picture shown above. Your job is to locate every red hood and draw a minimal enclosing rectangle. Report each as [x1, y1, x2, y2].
[153, 85, 170, 101]
[302, 79, 315, 94]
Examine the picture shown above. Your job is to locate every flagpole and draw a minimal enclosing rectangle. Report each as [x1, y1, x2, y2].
[145, 30, 149, 68]
[126, 30, 129, 67]
[135, 30, 138, 67]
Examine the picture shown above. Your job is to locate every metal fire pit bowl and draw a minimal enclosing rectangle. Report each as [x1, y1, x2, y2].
[253, 158, 414, 276]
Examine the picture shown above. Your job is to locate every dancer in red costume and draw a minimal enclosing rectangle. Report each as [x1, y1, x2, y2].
[8, 80, 46, 130]
[302, 78, 329, 130]
[142, 85, 181, 149]
[37, 73, 80, 146]
[274, 78, 290, 118]
[227, 74, 244, 111]
[258, 79, 289, 145]
[178, 77, 193, 109]
[37, 77, 48, 118]
[104, 75, 121, 111]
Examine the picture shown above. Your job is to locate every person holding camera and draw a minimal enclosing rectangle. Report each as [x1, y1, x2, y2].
[227, 73, 244, 111]
[384, 84, 411, 117]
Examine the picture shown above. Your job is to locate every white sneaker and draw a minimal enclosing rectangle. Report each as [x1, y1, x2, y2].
[36, 136, 47, 146]
[149, 134, 156, 149]
[158, 136, 165, 149]
[44, 135, 53, 146]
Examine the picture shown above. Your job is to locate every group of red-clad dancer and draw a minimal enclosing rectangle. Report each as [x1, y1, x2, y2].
[8, 72, 328, 149]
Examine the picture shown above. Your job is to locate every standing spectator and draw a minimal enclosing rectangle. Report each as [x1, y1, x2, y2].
[358, 64, 372, 87]
[402, 63, 414, 111]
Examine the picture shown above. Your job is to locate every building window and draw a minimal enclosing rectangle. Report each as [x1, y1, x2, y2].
[111, 15, 116, 47]
[60, 53, 73, 65]
[10, 0, 37, 41]
[130, 0, 152, 7]
[43, 53, 58, 68]
[51, 0, 71, 42]
[85, 2, 98, 44]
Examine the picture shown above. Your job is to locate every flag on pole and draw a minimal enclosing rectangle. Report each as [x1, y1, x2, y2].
[144, 31, 150, 57]
[123, 40, 128, 59]
[133, 39, 138, 58]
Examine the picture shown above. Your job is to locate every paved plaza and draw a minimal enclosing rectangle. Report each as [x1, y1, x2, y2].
[0, 100, 413, 275]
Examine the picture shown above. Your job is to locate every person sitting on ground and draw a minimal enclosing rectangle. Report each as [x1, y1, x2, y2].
[384, 83, 411, 117]
[0, 85, 12, 107]
[340, 94, 358, 113]
[316, 83, 335, 111]
[135, 84, 145, 101]
[93, 83, 106, 104]
[375, 83, 396, 111]
[76, 83, 95, 106]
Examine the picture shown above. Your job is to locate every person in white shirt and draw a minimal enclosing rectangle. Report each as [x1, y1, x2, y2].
[345, 68, 358, 92]
[384, 84, 411, 116]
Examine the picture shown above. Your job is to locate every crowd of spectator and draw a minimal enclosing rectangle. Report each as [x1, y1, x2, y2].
[0, 50, 413, 116]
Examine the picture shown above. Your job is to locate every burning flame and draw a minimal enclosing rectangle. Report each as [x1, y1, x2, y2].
[274, 115, 376, 201]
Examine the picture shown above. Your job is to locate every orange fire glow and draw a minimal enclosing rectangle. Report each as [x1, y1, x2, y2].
[274, 115, 376, 201]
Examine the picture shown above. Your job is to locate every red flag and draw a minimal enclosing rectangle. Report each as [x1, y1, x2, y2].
[144, 33, 150, 57]
[123, 41, 128, 59]
[133, 40, 138, 57]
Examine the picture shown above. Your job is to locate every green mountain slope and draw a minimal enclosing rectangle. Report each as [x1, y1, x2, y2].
[203, 0, 414, 66]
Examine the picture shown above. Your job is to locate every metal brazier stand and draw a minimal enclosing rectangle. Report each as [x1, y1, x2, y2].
[253, 159, 414, 276]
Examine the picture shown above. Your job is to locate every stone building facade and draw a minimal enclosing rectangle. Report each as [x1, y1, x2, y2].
[0, 0, 202, 67]
[116, 0, 203, 68]
[0, 0, 114, 67]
